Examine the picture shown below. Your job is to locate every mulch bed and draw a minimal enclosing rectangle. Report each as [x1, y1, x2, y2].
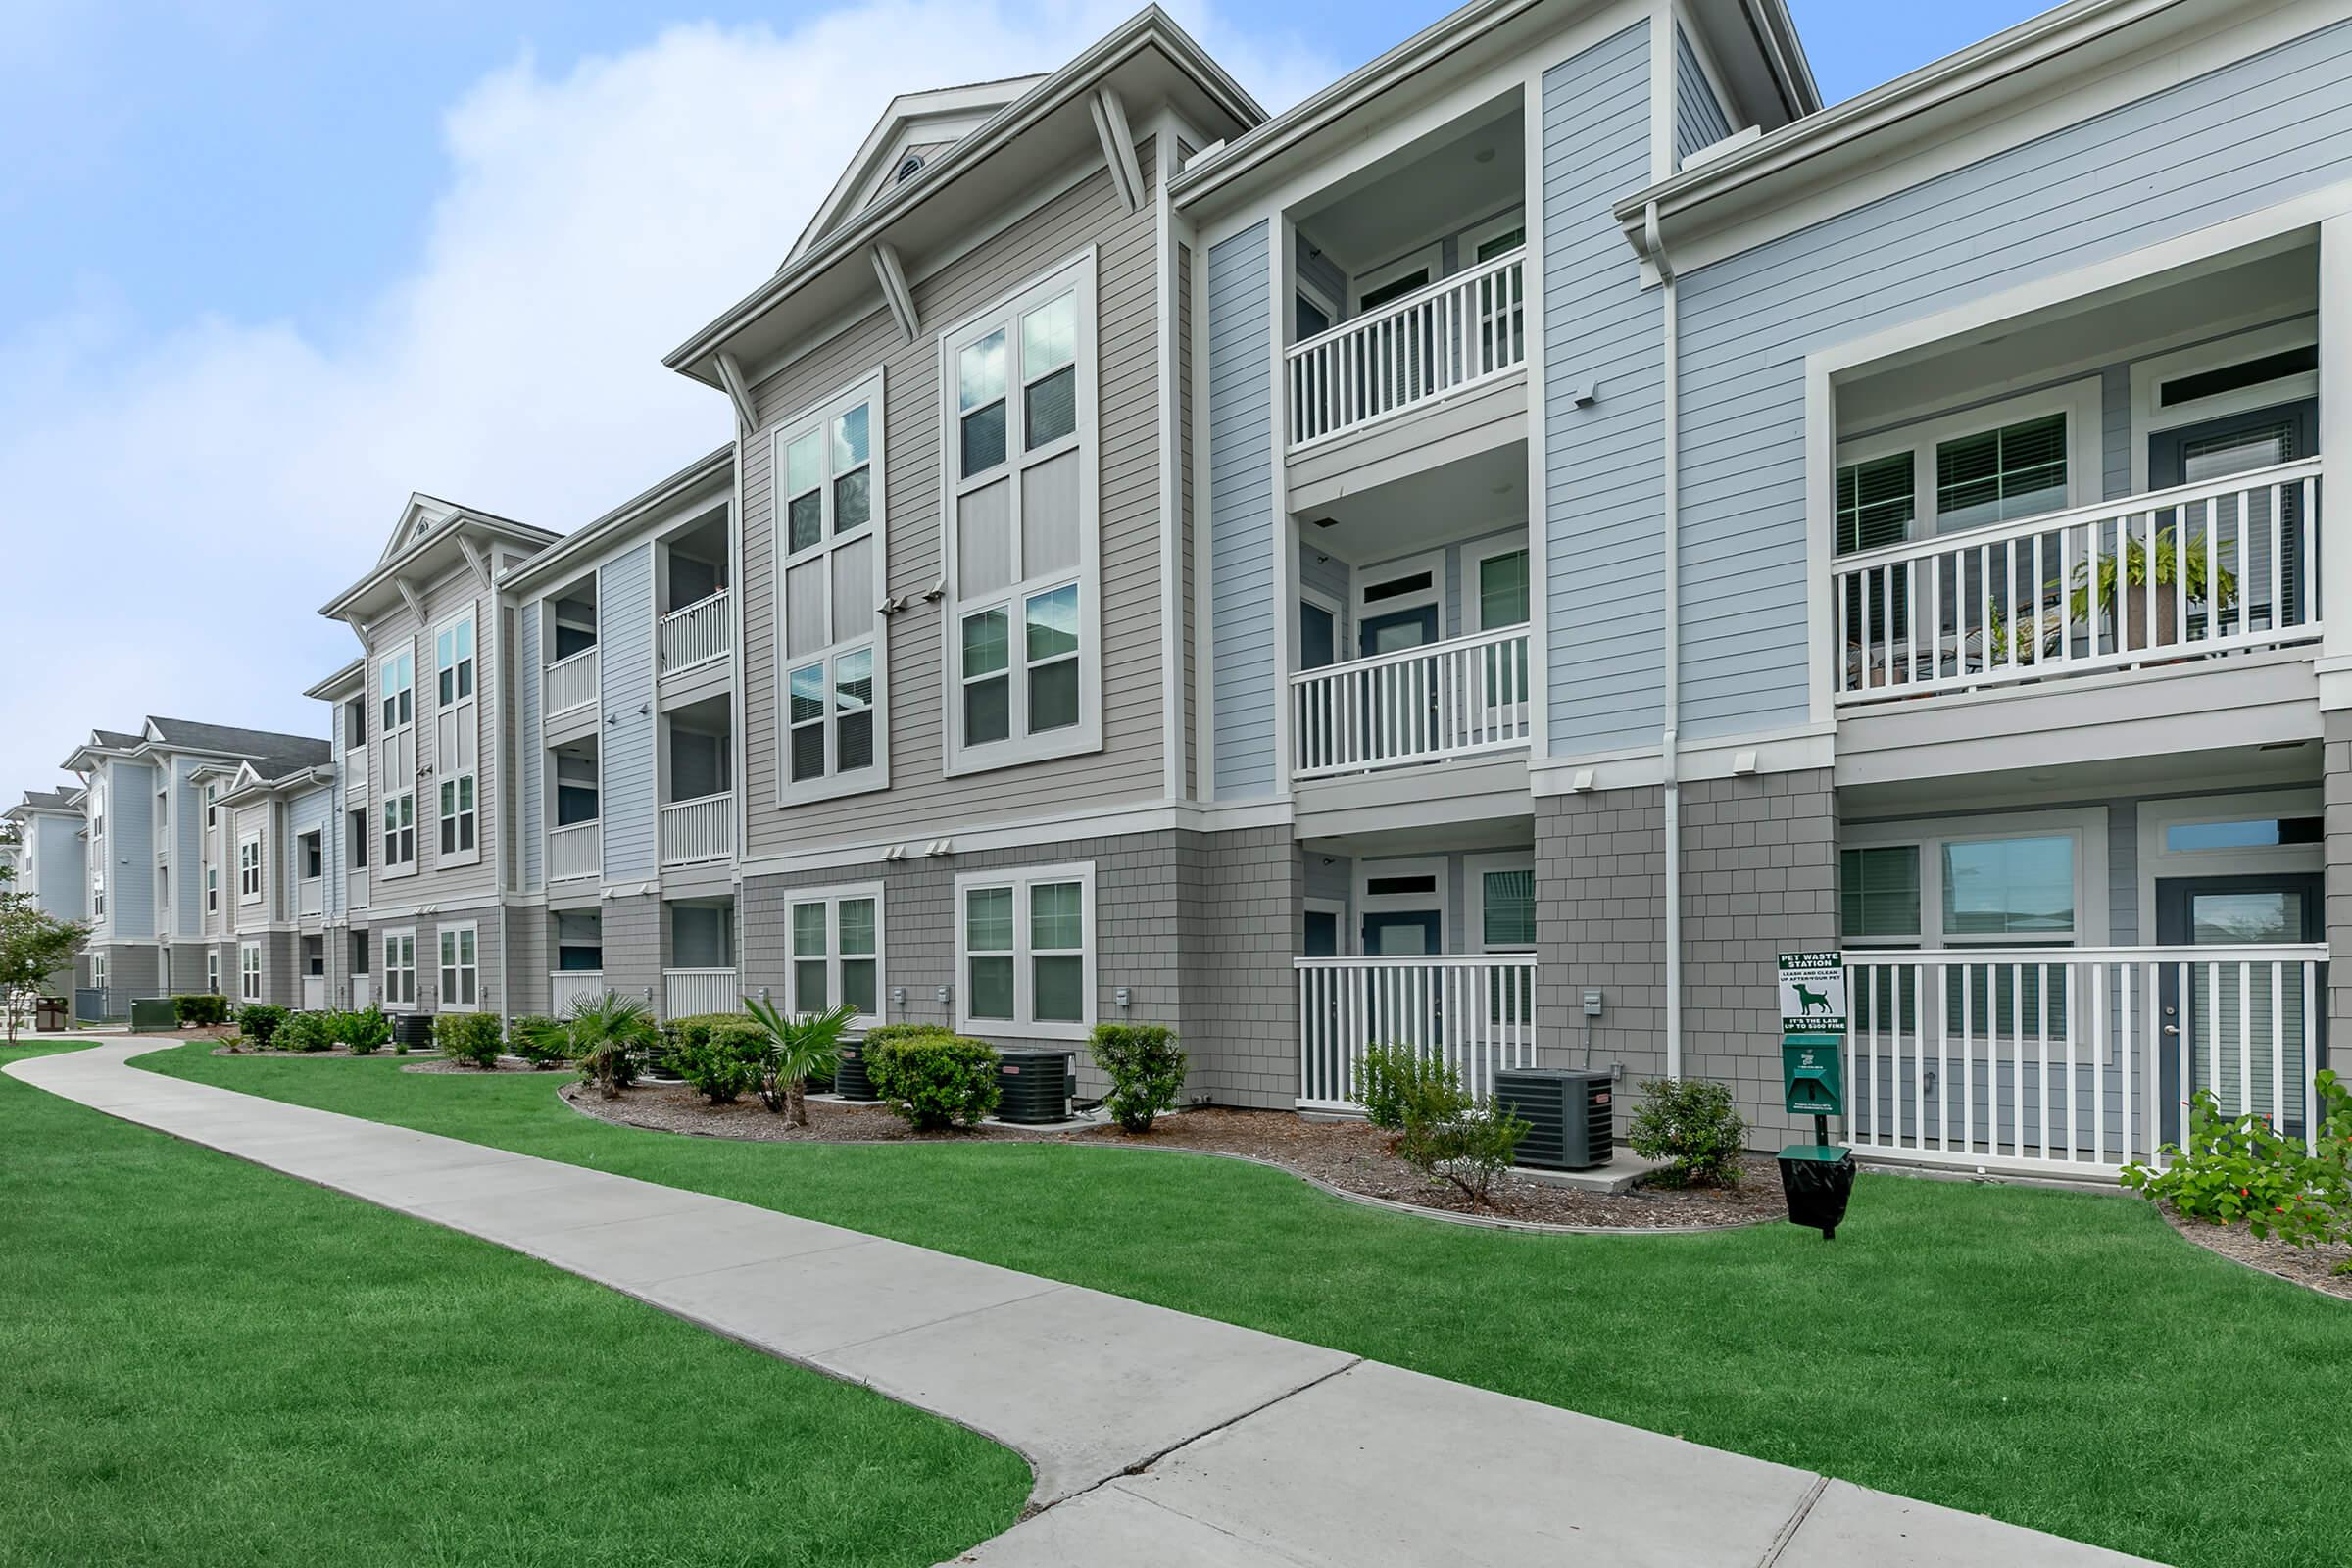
[403, 1057, 554, 1075]
[212, 1043, 399, 1060]
[2161, 1205, 2352, 1302]
[559, 1084, 1783, 1230]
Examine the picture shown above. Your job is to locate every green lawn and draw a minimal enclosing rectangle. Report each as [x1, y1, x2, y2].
[0, 1045, 1027, 1568]
[134, 1047, 2350, 1568]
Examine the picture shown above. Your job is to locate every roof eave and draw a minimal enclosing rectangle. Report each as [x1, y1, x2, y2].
[502, 445, 734, 594]
[318, 513, 559, 621]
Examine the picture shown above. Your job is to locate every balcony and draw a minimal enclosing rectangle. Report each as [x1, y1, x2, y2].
[1294, 954, 1536, 1111]
[347, 867, 368, 910]
[1291, 626, 1531, 779]
[660, 792, 733, 867]
[352, 973, 372, 1009]
[302, 975, 326, 1010]
[549, 819, 600, 883]
[551, 970, 607, 1015]
[663, 967, 739, 1018]
[1836, 462, 2322, 707]
[297, 877, 322, 917]
[1286, 249, 1525, 452]
[545, 646, 599, 719]
[658, 587, 731, 676]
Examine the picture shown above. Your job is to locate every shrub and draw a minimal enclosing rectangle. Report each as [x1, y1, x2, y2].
[743, 998, 858, 1124]
[333, 1005, 392, 1055]
[275, 1011, 335, 1053]
[173, 994, 230, 1027]
[507, 1015, 569, 1069]
[868, 1034, 1000, 1131]
[857, 1022, 954, 1051]
[434, 1012, 505, 1069]
[1089, 1022, 1187, 1133]
[234, 1004, 288, 1048]
[1398, 1102, 1531, 1205]
[1628, 1078, 1747, 1189]
[1356, 1042, 1465, 1134]
[569, 992, 659, 1099]
[674, 1032, 763, 1104]
[2124, 1073, 2351, 1266]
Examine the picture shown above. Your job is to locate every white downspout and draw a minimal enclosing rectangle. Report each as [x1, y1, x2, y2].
[1646, 200, 1683, 1082]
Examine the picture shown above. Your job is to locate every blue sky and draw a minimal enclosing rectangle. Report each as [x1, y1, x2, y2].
[0, 0, 2051, 782]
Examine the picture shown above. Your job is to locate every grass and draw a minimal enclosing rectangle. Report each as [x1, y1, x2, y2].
[137, 1047, 2352, 1568]
[0, 1044, 1028, 1568]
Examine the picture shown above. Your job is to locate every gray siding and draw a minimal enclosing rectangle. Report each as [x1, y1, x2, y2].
[601, 544, 657, 879]
[291, 783, 334, 921]
[364, 558, 505, 912]
[1673, 24, 1732, 168]
[1207, 219, 1274, 798]
[736, 154, 1169, 855]
[172, 759, 205, 938]
[1543, 24, 1662, 755]
[1676, 19, 2352, 740]
[34, 816, 83, 919]
[112, 760, 158, 939]
[518, 602, 543, 891]
[1178, 241, 1198, 799]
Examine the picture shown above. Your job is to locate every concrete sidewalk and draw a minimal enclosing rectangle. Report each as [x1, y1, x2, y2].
[7, 1042, 2165, 1568]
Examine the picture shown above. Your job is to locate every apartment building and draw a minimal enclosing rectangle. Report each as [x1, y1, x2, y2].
[3, 788, 88, 995]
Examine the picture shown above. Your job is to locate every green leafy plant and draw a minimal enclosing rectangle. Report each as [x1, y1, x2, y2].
[858, 1022, 955, 1051]
[172, 994, 230, 1028]
[657, 1011, 757, 1079]
[434, 1012, 505, 1070]
[2123, 1073, 2351, 1266]
[1398, 1101, 1532, 1206]
[233, 1004, 288, 1048]
[567, 992, 659, 1100]
[275, 1011, 334, 1053]
[1356, 1042, 1464, 1134]
[0, 861, 89, 1045]
[332, 1004, 393, 1055]
[742, 997, 858, 1125]
[868, 1033, 1000, 1131]
[1089, 1022, 1187, 1133]
[506, 1014, 570, 1069]
[2064, 526, 2238, 646]
[1628, 1078, 1747, 1189]
[672, 1036, 760, 1104]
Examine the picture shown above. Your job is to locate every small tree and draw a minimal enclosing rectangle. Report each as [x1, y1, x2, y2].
[742, 997, 857, 1125]
[0, 863, 87, 1045]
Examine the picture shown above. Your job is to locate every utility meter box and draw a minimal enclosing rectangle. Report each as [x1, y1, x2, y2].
[1782, 1033, 1844, 1118]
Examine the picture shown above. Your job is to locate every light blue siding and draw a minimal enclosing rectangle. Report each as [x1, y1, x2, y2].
[518, 604, 543, 892]
[112, 760, 156, 939]
[35, 815, 83, 919]
[600, 545, 657, 877]
[1676, 19, 2352, 740]
[1208, 220, 1276, 799]
[1673, 25, 1732, 168]
[1543, 24, 1662, 755]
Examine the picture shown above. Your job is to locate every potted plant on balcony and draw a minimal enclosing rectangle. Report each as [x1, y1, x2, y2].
[2064, 525, 2237, 652]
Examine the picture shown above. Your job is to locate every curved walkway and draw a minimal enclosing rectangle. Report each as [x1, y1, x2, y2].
[9, 1042, 2163, 1568]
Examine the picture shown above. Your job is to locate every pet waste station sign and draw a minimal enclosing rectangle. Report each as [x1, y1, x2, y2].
[1776, 952, 1846, 1035]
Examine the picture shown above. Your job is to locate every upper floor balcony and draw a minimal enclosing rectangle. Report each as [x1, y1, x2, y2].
[659, 587, 731, 676]
[1286, 248, 1526, 452]
[543, 579, 601, 737]
[659, 695, 733, 869]
[657, 510, 733, 686]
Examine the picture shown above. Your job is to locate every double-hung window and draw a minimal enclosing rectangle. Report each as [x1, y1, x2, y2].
[378, 645, 417, 874]
[238, 942, 261, 1002]
[382, 930, 417, 1007]
[206, 950, 220, 995]
[237, 837, 262, 902]
[943, 254, 1099, 772]
[787, 884, 883, 1024]
[206, 865, 219, 913]
[955, 863, 1094, 1040]
[434, 614, 479, 863]
[437, 923, 478, 1010]
[776, 372, 886, 802]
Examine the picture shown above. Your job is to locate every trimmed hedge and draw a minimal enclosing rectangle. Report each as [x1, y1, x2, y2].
[434, 1012, 505, 1070]
[1088, 1022, 1186, 1132]
[172, 994, 230, 1027]
[275, 1011, 335, 1053]
[674, 1033, 762, 1104]
[867, 1033, 1000, 1131]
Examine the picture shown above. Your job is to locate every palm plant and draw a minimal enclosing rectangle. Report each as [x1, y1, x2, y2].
[565, 991, 658, 1101]
[742, 996, 858, 1125]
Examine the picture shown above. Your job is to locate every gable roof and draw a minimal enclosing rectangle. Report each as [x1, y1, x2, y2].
[786, 76, 1051, 269]
[9, 788, 81, 816]
[143, 718, 330, 780]
[91, 728, 143, 751]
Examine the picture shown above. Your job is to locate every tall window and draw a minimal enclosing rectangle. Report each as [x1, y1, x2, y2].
[206, 950, 220, 995]
[776, 372, 885, 802]
[382, 930, 417, 1007]
[1936, 414, 2067, 530]
[382, 794, 415, 871]
[206, 865, 219, 912]
[943, 256, 1098, 771]
[437, 924, 478, 1009]
[434, 614, 479, 866]
[955, 863, 1093, 1040]
[378, 644, 417, 875]
[788, 885, 882, 1023]
[203, 785, 218, 828]
[238, 837, 262, 901]
[239, 943, 262, 1002]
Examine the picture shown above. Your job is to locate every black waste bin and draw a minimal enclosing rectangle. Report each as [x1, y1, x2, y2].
[34, 996, 67, 1033]
[1777, 1144, 1856, 1240]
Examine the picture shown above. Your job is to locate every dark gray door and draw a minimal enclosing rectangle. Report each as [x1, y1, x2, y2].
[2154, 872, 2325, 1141]
[2148, 398, 2318, 636]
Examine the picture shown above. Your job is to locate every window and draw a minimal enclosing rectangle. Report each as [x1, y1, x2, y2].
[776, 372, 887, 802]
[1467, 855, 1535, 1024]
[298, 831, 322, 882]
[787, 884, 883, 1024]
[379, 648, 414, 733]
[382, 793, 415, 870]
[382, 930, 417, 1007]
[1470, 543, 1532, 704]
[437, 923, 478, 1010]
[237, 837, 262, 902]
[1839, 846, 1921, 943]
[377, 643, 417, 875]
[239, 943, 261, 1003]
[92, 953, 107, 991]
[433, 613, 480, 867]
[1935, 414, 2068, 531]
[1835, 453, 1914, 555]
[206, 950, 220, 995]
[943, 255, 1099, 772]
[206, 865, 219, 913]
[1833, 380, 2097, 551]
[348, 808, 368, 871]
[955, 863, 1094, 1040]
[203, 785, 218, 827]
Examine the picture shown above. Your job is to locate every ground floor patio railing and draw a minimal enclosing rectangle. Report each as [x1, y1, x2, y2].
[1295, 954, 1537, 1110]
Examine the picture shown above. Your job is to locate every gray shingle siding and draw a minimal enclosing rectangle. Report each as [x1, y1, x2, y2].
[1543, 24, 1664, 757]
[1207, 219, 1275, 798]
[1675, 18, 2352, 742]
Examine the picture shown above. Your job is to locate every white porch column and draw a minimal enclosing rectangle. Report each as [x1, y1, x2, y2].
[2318, 211, 2352, 685]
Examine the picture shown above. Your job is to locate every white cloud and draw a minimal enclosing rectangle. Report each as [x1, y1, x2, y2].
[0, 0, 1331, 785]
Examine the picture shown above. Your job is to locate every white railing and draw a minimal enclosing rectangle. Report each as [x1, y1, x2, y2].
[343, 747, 368, 797]
[1286, 248, 1527, 450]
[1841, 947, 2328, 1178]
[1836, 460, 2321, 705]
[298, 877, 322, 916]
[551, 971, 607, 1016]
[545, 646, 599, 718]
[664, 968, 740, 1018]
[352, 974, 372, 1010]
[659, 588, 731, 675]
[660, 792, 733, 866]
[1295, 954, 1538, 1110]
[1291, 626, 1531, 779]
[348, 867, 368, 910]
[549, 820, 600, 882]
[301, 976, 326, 1010]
